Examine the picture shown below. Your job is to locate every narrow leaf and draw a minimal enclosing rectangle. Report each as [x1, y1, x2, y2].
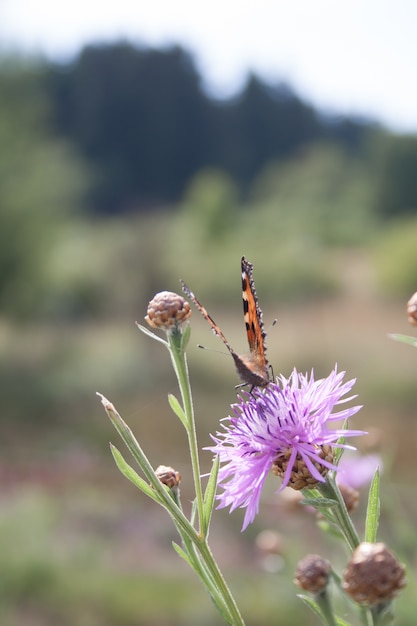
[181, 323, 191, 350]
[168, 393, 188, 428]
[335, 618, 351, 626]
[172, 541, 193, 568]
[388, 333, 417, 348]
[202, 456, 220, 534]
[301, 497, 338, 509]
[110, 444, 159, 502]
[365, 468, 380, 543]
[297, 595, 325, 621]
[135, 322, 168, 346]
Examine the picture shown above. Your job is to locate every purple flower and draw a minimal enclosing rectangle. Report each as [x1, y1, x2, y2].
[208, 367, 364, 530]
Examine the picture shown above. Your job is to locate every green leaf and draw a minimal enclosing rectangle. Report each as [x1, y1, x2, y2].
[335, 618, 351, 626]
[202, 456, 220, 535]
[167, 393, 188, 428]
[301, 497, 338, 509]
[297, 595, 325, 621]
[388, 333, 417, 347]
[365, 468, 380, 543]
[181, 323, 191, 350]
[172, 541, 193, 568]
[110, 444, 159, 502]
[135, 322, 168, 346]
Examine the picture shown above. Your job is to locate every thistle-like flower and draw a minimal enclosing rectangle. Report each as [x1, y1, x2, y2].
[208, 367, 364, 530]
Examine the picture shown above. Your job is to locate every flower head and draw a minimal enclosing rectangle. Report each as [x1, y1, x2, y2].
[343, 542, 406, 606]
[145, 291, 191, 332]
[208, 367, 364, 530]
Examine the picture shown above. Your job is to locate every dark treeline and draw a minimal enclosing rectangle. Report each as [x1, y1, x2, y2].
[44, 42, 372, 214]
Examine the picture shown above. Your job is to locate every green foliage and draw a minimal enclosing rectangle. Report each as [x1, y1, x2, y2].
[251, 142, 377, 247]
[371, 132, 417, 218]
[44, 42, 370, 213]
[373, 216, 417, 296]
[181, 169, 239, 242]
[0, 60, 91, 318]
[171, 142, 377, 303]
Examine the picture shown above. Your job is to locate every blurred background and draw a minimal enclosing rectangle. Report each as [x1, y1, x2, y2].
[1, 1, 417, 624]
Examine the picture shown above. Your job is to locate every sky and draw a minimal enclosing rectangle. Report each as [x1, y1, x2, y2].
[1, 0, 417, 133]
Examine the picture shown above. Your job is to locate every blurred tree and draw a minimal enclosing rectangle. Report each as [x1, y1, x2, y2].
[0, 60, 90, 319]
[371, 132, 417, 218]
[213, 75, 322, 185]
[46, 43, 212, 212]
[45, 42, 372, 214]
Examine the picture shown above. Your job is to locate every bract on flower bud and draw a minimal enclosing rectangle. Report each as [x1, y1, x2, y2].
[407, 292, 417, 325]
[342, 542, 406, 606]
[145, 291, 191, 331]
[272, 445, 334, 491]
[155, 465, 181, 490]
[294, 554, 331, 594]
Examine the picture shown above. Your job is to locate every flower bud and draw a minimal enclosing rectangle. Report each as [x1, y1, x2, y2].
[407, 292, 417, 325]
[342, 542, 406, 606]
[145, 291, 191, 332]
[294, 554, 331, 594]
[155, 465, 181, 490]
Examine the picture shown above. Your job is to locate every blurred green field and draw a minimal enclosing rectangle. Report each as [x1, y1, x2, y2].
[2, 60, 417, 623]
[1, 218, 417, 624]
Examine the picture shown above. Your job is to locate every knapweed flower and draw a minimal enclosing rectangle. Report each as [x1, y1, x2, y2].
[208, 367, 364, 530]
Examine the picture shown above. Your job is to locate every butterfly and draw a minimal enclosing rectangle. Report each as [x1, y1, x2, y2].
[181, 256, 272, 388]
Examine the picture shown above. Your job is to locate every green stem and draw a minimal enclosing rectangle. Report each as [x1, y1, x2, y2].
[315, 590, 338, 626]
[196, 537, 245, 626]
[167, 328, 244, 624]
[319, 477, 379, 626]
[167, 328, 205, 535]
[318, 475, 361, 551]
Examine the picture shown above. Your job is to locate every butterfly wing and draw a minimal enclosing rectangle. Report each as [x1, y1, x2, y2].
[241, 256, 269, 379]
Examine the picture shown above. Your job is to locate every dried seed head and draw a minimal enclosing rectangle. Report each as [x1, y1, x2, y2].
[407, 292, 417, 325]
[342, 542, 406, 606]
[272, 445, 334, 490]
[294, 554, 331, 594]
[155, 465, 181, 490]
[145, 291, 191, 331]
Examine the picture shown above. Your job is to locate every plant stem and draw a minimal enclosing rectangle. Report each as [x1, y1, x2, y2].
[318, 475, 361, 551]
[167, 328, 205, 535]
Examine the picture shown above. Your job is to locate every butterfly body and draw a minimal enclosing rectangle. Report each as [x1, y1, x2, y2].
[181, 256, 271, 388]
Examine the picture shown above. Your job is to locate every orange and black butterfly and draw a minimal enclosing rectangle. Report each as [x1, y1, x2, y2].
[181, 256, 272, 388]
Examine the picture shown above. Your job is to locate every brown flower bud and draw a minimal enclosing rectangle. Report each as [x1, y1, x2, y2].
[407, 292, 417, 325]
[145, 291, 191, 331]
[294, 554, 331, 594]
[272, 445, 334, 490]
[342, 542, 406, 606]
[155, 465, 181, 490]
